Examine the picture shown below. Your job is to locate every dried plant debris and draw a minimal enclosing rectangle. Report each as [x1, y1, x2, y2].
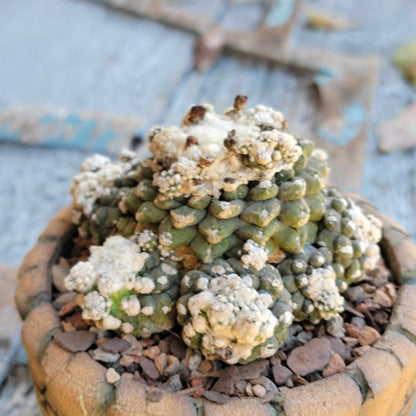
[194, 25, 227, 72]
[378, 104, 416, 153]
[303, 8, 354, 31]
[394, 40, 416, 87]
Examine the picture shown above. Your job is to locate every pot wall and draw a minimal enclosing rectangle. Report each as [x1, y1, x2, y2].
[15, 207, 416, 416]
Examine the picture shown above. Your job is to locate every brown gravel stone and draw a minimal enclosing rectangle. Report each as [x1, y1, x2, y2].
[165, 355, 180, 375]
[358, 325, 381, 346]
[106, 368, 121, 384]
[54, 330, 97, 352]
[120, 355, 136, 367]
[354, 345, 371, 356]
[57, 301, 78, 317]
[101, 338, 131, 354]
[287, 338, 332, 376]
[344, 322, 361, 338]
[202, 390, 231, 404]
[198, 360, 212, 374]
[252, 384, 266, 397]
[191, 377, 203, 387]
[64, 311, 90, 330]
[158, 339, 170, 354]
[272, 364, 292, 385]
[53, 291, 77, 310]
[139, 357, 160, 380]
[212, 366, 239, 395]
[344, 336, 359, 347]
[143, 346, 161, 360]
[169, 336, 187, 360]
[90, 348, 120, 363]
[384, 283, 397, 301]
[62, 321, 76, 332]
[373, 288, 394, 308]
[324, 336, 350, 360]
[237, 359, 268, 380]
[154, 353, 167, 375]
[52, 264, 69, 293]
[322, 353, 345, 377]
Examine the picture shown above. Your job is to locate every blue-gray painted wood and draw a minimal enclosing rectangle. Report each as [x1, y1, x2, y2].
[0, 1, 416, 413]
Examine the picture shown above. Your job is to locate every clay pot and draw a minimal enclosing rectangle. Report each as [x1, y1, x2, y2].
[15, 206, 416, 416]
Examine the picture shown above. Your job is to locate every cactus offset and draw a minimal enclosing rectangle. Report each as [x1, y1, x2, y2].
[66, 96, 382, 363]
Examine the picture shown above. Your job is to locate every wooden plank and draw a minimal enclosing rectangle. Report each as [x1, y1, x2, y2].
[0, 105, 143, 155]
[0, 266, 22, 386]
[0, 0, 194, 141]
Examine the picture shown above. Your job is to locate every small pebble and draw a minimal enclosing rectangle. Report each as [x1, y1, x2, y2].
[169, 336, 187, 360]
[361, 283, 376, 293]
[101, 338, 131, 354]
[252, 384, 266, 397]
[272, 364, 292, 385]
[53, 292, 77, 310]
[58, 301, 78, 317]
[163, 374, 183, 392]
[165, 355, 180, 375]
[287, 338, 332, 376]
[322, 353, 345, 377]
[54, 330, 97, 353]
[188, 353, 202, 371]
[158, 339, 170, 354]
[351, 317, 366, 329]
[343, 336, 359, 348]
[344, 323, 360, 338]
[355, 345, 371, 356]
[373, 289, 393, 308]
[143, 346, 161, 360]
[345, 286, 365, 303]
[154, 353, 167, 375]
[64, 311, 90, 330]
[202, 390, 231, 404]
[326, 315, 345, 338]
[245, 383, 254, 397]
[191, 377, 203, 387]
[198, 360, 212, 374]
[90, 349, 120, 363]
[358, 326, 380, 346]
[139, 357, 160, 380]
[106, 368, 121, 384]
[52, 264, 70, 293]
[120, 355, 136, 367]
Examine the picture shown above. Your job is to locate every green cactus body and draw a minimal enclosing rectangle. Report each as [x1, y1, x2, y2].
[67, 98, 383, 357]
[177, 259, 293, 364]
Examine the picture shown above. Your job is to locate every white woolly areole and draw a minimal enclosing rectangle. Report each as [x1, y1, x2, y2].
[149, 104, 301, 198]
[241, 239, 268, 271]
[346, 201, 383, 272]
[80, 154, 111, 172]
[182, 273, 279, 364]
[306, 267, 344, 320]
[71, 152, 140, 217]
[67, 235, 165, 329]
[82, 291, 111, 321]
[87, 236, 149, 296]
[65, 261, 97, 293]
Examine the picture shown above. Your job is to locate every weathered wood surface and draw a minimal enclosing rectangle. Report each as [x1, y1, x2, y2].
[0, 0, 415, 413]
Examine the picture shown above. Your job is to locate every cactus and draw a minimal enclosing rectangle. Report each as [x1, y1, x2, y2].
[66, 96, 382, 363]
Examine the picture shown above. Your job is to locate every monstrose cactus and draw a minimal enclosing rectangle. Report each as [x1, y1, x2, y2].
[65, 96, 382, 364]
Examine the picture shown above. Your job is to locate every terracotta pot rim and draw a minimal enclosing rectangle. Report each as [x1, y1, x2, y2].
[15, 205, 416, 416]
